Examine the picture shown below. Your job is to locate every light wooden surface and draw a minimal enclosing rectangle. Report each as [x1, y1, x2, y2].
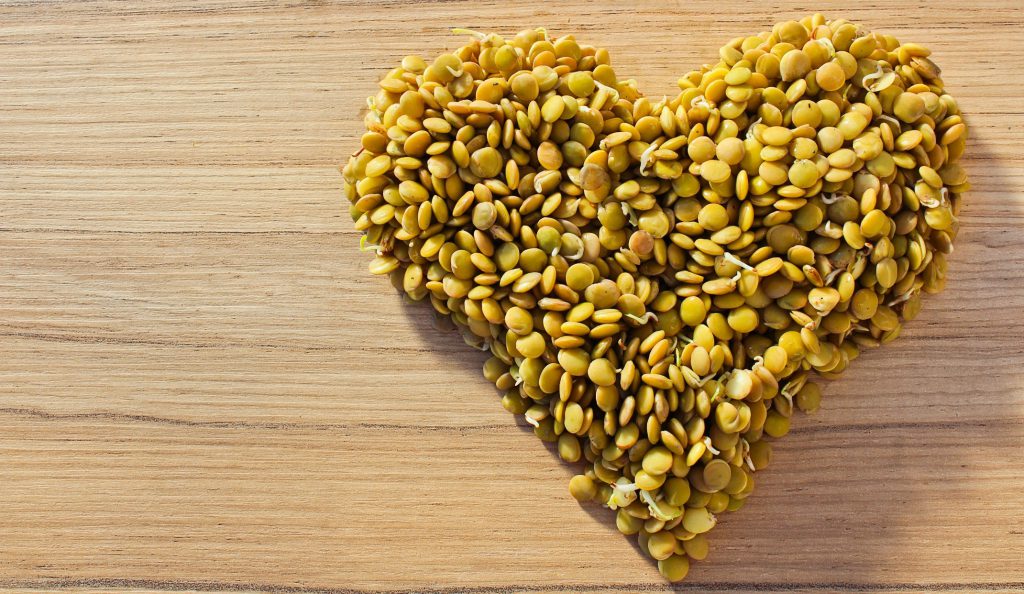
[2, 1, 1023, 593]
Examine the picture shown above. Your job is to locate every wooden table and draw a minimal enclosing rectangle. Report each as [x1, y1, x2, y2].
[3, 2, 1023, 593]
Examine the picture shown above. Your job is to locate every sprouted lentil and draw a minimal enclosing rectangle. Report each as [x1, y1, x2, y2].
[341, 16, 967, 582]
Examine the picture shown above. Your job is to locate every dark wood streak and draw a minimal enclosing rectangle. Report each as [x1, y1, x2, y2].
[0, 330, 446, 354]
[0, 406, 511, 433]
[2, 578, 1023, 593]
[0, 227, 352, 236]
[0, 330, 341, 351]
[0, 406, 1014, 437]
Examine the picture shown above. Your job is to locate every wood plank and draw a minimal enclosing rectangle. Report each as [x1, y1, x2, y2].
[2, 0, 1023, 592]
[0, 417, 1021, 591]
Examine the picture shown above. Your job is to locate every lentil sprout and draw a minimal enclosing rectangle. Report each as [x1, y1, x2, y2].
[341, 16, 967, 582]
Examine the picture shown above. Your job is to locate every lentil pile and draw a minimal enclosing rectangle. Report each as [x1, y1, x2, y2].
[340, 15, 968, 582]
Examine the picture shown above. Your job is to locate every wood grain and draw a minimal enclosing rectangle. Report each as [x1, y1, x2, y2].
[2, 1, 1023, 592]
